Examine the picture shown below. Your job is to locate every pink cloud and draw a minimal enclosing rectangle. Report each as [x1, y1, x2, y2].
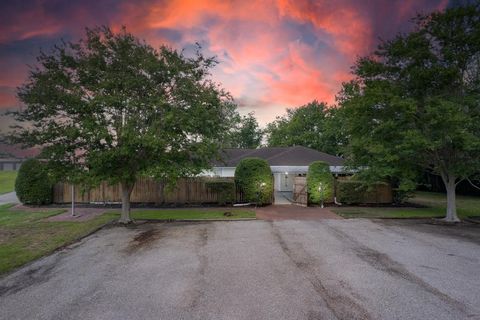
[276, 0, 373, 58]
[0, 0, 448, 125]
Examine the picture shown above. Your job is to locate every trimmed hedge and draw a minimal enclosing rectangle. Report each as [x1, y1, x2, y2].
[307, 161, 334, 205]
[205, 179, 235, 205]
[234, 157, 273, 205]
[15, 158, 53, 205]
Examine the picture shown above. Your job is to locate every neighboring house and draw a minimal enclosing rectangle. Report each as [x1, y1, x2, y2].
[0, 144, 39, 171]
[0, 158, 24, 171]
[206, 146, 346, 192]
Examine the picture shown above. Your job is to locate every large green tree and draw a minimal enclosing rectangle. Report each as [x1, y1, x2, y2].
[265, 101, 346, 155]
[339, 4, 480, 221]
[8, 27, 235, 223]
[226, 112, 263, 148]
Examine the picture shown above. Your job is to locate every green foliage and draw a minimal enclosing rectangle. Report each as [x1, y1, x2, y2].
[205, 179, 235, 205]
[338, 4, 480, 220]
[234, 158, 273, 205]
[265, 101, 347, 155]
[15, 159, 53, 205]
[392, 179, 416, 204]
[8, 27, 236, 219]
[226, 112, 263, 148]
[336, 181, 367, 205]
[307, 161, 334, 204]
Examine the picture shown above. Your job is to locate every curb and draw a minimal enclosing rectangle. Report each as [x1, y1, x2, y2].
[464, 218, 480, 224]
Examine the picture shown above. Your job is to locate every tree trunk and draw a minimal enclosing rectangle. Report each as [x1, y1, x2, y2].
[443, 176, 460, 222]
[119, 181, 134, 224]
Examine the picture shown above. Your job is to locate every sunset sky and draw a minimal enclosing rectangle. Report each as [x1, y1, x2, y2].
[0, 0, 452, 126]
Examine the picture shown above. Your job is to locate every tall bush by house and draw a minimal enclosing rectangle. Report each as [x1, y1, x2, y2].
[15, 158, 53, 205]
[307, 161, 334, 205]
[234, 158, 273, 205]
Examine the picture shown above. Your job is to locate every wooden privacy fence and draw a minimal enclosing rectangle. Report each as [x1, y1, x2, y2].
[359, 183, 393, 204]
[291, 177, 393, 206]
[292, 177, 308, 206]
[53, 177, 248, 205]
[335, 180, 393, 204]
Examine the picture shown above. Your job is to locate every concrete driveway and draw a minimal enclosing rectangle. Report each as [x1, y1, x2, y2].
[1, 219, 479, 320]
[0, 192, 19, 205]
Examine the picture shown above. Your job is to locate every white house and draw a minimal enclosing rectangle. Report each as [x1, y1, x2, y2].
[204, 146, 346, 192]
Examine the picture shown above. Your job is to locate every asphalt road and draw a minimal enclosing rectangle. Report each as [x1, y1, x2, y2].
[1, 219, 479, 320]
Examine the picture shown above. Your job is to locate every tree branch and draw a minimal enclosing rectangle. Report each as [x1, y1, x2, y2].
[466, 177, 480, 191]
[455, 177, 464, 187]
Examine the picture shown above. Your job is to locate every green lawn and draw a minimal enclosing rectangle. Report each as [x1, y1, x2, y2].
[332, 191, 480, 219]
[0, 204, 118, 275]
[0, 171, 17, 195]
[131, 208, 256, 220]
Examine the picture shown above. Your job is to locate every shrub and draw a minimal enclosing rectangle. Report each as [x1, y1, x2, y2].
[15, 158, 53, 205]
[336, 180, 366, 204]
[392, 188, 413, 204]
[392, 179, 415, 204]
[307, 161, 334, 205]
[234, 157, 273, 205]
[205, 179, 235, 205]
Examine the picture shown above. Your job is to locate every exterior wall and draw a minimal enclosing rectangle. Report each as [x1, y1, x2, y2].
[202, 167, 236, 177]
[2, 163, 14, 171]
[217, 167, 236, 177]
[0, 160, 23, 171]
[274, 172, 296, 192]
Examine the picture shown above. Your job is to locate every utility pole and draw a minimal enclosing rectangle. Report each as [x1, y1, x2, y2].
[71, 154, 76, 217]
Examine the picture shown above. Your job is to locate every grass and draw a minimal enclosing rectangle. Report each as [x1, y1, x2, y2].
[0, 171, 17, 195]
[130, 208, 256, 220]
[331, 191, 480, 219]
[0, 204, 118, 275]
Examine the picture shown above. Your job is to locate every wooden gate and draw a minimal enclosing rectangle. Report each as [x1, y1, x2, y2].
[293, 176, 308, 207]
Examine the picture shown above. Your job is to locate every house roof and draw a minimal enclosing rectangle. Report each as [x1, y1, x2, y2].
[213, 146, 344, 167]
[0, 143, 39, 159]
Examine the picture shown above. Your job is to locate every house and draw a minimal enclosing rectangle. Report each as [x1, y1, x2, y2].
[0, 144, 39, 171]
[206, 146, 346, 192]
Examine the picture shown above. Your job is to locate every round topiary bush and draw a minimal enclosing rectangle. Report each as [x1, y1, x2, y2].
[15, 158, 53, 205]
[234, 157, 273, 205]
[307, 161, 334, 205]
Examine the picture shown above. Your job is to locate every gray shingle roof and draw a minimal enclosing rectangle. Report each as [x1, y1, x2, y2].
[213, 146, 344, 167]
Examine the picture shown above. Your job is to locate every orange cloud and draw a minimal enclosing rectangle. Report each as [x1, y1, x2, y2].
[276, 0, 373, 57]
[257, 41, 338, 107]
[0, 0, 449, 125]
